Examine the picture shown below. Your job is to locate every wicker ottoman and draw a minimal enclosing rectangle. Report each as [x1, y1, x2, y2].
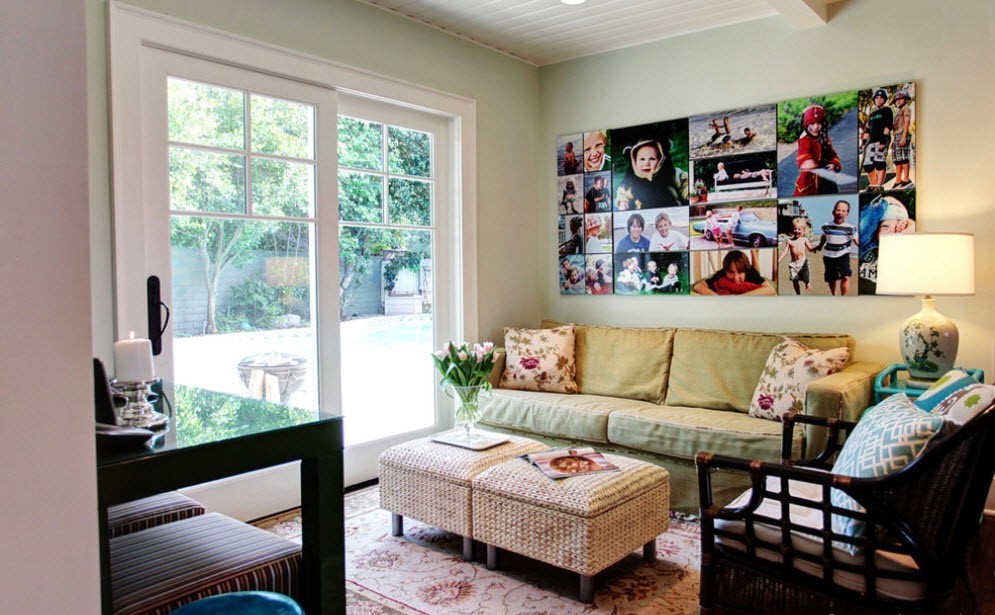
[472, 454, 670, 602]
[379, 434, 547, 559]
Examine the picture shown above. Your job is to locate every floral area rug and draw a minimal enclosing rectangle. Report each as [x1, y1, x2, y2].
[254, 485, 701, 614]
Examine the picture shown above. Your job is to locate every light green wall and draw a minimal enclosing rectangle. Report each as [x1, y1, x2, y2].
[87, 0, 541, 360]
[538, 0, 995, 375]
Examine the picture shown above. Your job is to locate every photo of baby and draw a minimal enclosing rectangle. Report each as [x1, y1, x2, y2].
[858, 189, 917, 295]
[557, 133, 583, 176]
[611, 120, 690, 210]
[689, 105, 776, 160]
[558, 174, 583, 215]
[585, 255, 613, 295]
[858, 82, 916, 192]
[559, 255, 586, 295]
[777, 91, 859, 197]
[691, 248, 777, 296]
[777, 196, 859, 296]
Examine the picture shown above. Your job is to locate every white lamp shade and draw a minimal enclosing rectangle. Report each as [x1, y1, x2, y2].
[876, 233, 975, 296]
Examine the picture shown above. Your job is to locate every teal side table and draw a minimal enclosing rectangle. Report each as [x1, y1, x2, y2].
[874, 363, 985, 404]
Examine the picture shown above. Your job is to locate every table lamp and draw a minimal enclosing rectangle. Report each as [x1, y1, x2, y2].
[876, 233, 975, 385]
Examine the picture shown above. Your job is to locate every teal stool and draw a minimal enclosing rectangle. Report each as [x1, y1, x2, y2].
[169, 592, 304, 615]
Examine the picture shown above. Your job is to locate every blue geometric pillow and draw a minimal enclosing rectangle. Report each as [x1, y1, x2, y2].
[914, 369, 977, 411]
[830, 394, 945, 553]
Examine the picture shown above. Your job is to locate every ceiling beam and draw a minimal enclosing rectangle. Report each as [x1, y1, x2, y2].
[766, 0, 829, 29]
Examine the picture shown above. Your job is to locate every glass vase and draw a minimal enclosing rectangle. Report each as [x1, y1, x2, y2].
[448, 384, 487, 440]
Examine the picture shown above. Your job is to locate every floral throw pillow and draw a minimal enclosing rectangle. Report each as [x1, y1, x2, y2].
[500, 326, 577, 393]
[749, 338, 850, 420]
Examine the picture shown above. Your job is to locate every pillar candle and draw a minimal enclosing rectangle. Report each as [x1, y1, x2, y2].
[114, 331, 155, 383]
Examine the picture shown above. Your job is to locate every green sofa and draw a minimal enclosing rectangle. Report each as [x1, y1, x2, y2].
[479, 322, 883, 513]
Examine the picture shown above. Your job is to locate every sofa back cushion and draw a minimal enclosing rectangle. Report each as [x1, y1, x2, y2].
[542, 320, 674, 403]
[665, 329, 853, 413]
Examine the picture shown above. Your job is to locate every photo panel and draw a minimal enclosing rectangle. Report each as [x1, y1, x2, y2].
[689, 104, 777, 160]
[557, 133, 583, 176]
[691, 151, 777, 204]
[557, 174, 584, 215]
[586, 254, 613, 295]
[646, 206, 691, 252]
[559, 254, 586, 295]
[558, 214, 585, 256]
[688, 200, 777, 251]
[858, 82, 916, 192]
[644, 252, 690, 295]
[691, 248, 778, 296]
[582, 129, 612, 173]
[614, 253, 649, 295]
[777, 195, 858, 296]
[613, 210, 652, 253]
[583, 170, 613, 213]
[610, 119, 690, 210]
[777, 90, 859, 197]
[858, 189, 917, 295]
[583, 212, 613, 254]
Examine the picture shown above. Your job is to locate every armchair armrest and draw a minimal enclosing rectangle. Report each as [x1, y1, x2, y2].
[780, 412, 857, 468]
[488, 349, 506, 389]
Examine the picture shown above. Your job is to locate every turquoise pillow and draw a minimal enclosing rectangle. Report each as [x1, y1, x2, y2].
[831, 394, 945, 553]
[914, 369, 978, 411]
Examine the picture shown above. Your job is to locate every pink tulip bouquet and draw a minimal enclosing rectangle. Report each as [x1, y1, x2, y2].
[432, 341, 497, 391]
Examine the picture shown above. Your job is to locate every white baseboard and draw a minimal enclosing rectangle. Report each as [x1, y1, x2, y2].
[180, 463, 301, 522]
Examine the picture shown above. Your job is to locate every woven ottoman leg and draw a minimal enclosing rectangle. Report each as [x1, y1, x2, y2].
[643, 539, 657, 562]
[391, 513, 403, 537]
[462, 536, 473, 561]
[486, 544, 499, 570]
[579, 574, 594, 603]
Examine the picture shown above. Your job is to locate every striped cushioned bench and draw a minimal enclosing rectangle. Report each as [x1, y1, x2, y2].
[108, 492, 206, 538]
[110, 513, 301, 615]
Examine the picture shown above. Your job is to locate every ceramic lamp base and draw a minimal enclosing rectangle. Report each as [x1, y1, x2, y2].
[900, 296, 958, 383]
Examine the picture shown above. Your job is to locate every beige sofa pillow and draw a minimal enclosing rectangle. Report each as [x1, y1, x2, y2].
[500, 326, 577, 393]
[665, 329, 852, 413]
[542, 320, 674, 403]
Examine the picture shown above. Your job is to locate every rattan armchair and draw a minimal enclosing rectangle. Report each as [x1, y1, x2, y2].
[696, 404, 995, 615]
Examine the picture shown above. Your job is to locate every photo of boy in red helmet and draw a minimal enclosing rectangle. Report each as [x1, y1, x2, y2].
[776, 91, 859, 197]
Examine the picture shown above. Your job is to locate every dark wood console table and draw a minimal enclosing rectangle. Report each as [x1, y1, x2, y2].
[96, 384, 344, 614]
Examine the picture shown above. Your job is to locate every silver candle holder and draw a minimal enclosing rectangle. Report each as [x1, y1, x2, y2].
[112, 379, 169, 430]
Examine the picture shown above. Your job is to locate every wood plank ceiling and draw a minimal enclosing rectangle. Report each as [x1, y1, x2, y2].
[356, 0, 835, 65]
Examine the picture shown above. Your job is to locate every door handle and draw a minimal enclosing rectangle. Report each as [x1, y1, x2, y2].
[147, 275, 170, 356]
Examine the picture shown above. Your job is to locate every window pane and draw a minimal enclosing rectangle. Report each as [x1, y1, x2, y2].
[168, 78, 244, 150]
[388, 178, 431, 226]
[171, 216, 317, 412]
[388, 126, 431, 177]
[252, 158, 314, 218]
[169, 147, 246, 214]
[338, 171, 383, 223]
[338, 116, 382, 171]
[250, 94, 314, 159]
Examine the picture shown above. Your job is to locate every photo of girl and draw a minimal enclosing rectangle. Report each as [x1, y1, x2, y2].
[613, 211, 650, 252]
[557, 134, 582, 176]
[776, 91, 859, 196]
[858, 190, 917, 295]
[558, 214, 584, 256]
[645, 253, 690, 294]
[690, 152, 777, 204]
[586, 255, 613, 295]
[557, 174, 583, 215]
[584, 213, 613, 254]
[559, 255, 586, 295]
[583, 130, 611, 172]
[611, 120, 690, 210]
[858, 82, 916, 192]
[691, 249, 777, 295]
[583, 170, 612, 213]
[689, 105, 776, 159]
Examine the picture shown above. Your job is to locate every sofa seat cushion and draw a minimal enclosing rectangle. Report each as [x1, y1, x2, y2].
[480, 389, 663, 444]
[607, 405, 803, 461]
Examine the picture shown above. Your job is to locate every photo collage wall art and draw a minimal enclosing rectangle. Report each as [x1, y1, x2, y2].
[558, 82, 916, 297]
